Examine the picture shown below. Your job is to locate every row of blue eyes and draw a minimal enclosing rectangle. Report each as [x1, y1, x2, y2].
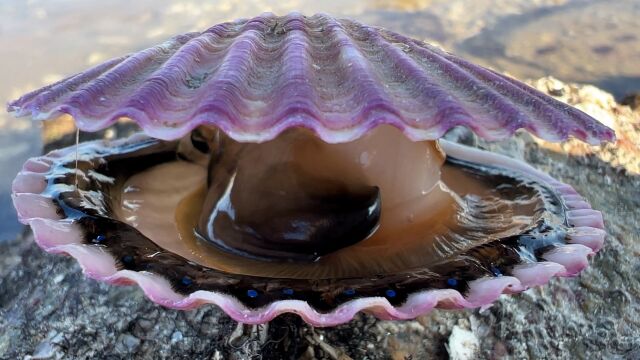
[180, 276, 464, 299]
[106, 235, 501, 300]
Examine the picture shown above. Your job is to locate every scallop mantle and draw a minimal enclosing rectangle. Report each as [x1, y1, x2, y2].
[11, 137, 607, 326]
[7, 12, 615, 145]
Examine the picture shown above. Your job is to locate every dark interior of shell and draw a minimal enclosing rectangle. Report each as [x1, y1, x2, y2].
[43, 125, 569, 311]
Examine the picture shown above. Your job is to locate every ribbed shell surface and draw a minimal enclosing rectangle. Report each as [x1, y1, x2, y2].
[8, 12, 615, 144]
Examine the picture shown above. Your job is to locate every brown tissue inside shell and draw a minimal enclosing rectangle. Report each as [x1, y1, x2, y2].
[96, 125, 559, 279]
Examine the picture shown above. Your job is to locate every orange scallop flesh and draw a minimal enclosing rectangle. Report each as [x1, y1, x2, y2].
[115, 125, 527, 279]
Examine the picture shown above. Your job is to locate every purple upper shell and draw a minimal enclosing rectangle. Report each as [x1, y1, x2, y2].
[8, 12, 615, 144]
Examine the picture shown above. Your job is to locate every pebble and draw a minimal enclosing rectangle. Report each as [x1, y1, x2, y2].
[446, 326, 479, 360]
[26, 331, 64, 360]
[117, 334, 140, 353]
[171, 331, 184, 343]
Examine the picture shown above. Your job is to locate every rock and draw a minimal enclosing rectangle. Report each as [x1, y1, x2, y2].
[24, 331, 64, 360]
[446, 326, 480, 360]
[170, 331, 183, 343]
[115, 334, 141, 354]
[621, 93, 640, 110]
[528, 76, 640, 174]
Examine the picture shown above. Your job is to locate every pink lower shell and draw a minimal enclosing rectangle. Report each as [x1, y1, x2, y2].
[12, 138, 605, 327]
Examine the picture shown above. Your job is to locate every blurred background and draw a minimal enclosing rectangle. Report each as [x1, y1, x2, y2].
[1, 0, 639, 242]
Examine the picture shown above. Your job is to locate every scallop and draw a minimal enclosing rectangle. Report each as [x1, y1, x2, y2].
[9, 13, 613, 326]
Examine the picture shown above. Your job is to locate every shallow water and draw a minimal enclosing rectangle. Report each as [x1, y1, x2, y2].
[1, 0, 638, 241]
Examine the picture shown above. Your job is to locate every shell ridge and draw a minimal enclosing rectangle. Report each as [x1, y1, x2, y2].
[325, 16, 402, 128]
[481, 66, 615, 143]
[441, 54, 575, 140]
[269, 20, 320, 123]
[63, 35, 197, 121]
[376, 28, 608, 143]
[140, 34, 250, 119]
[183, 28, 271, 127]
[119, 35, 225, 119]
[358, 24, 477, 126]
[441, 52, 614, 143]
[344, 20, 445, 123]
[7, 56, 127, 118]
[189, 15, 368, 131]
[165, 30, 255, 109]
[398, 38, 535, 138]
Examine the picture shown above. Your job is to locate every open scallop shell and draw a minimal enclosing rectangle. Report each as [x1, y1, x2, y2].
[9, 12, 612, 326]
